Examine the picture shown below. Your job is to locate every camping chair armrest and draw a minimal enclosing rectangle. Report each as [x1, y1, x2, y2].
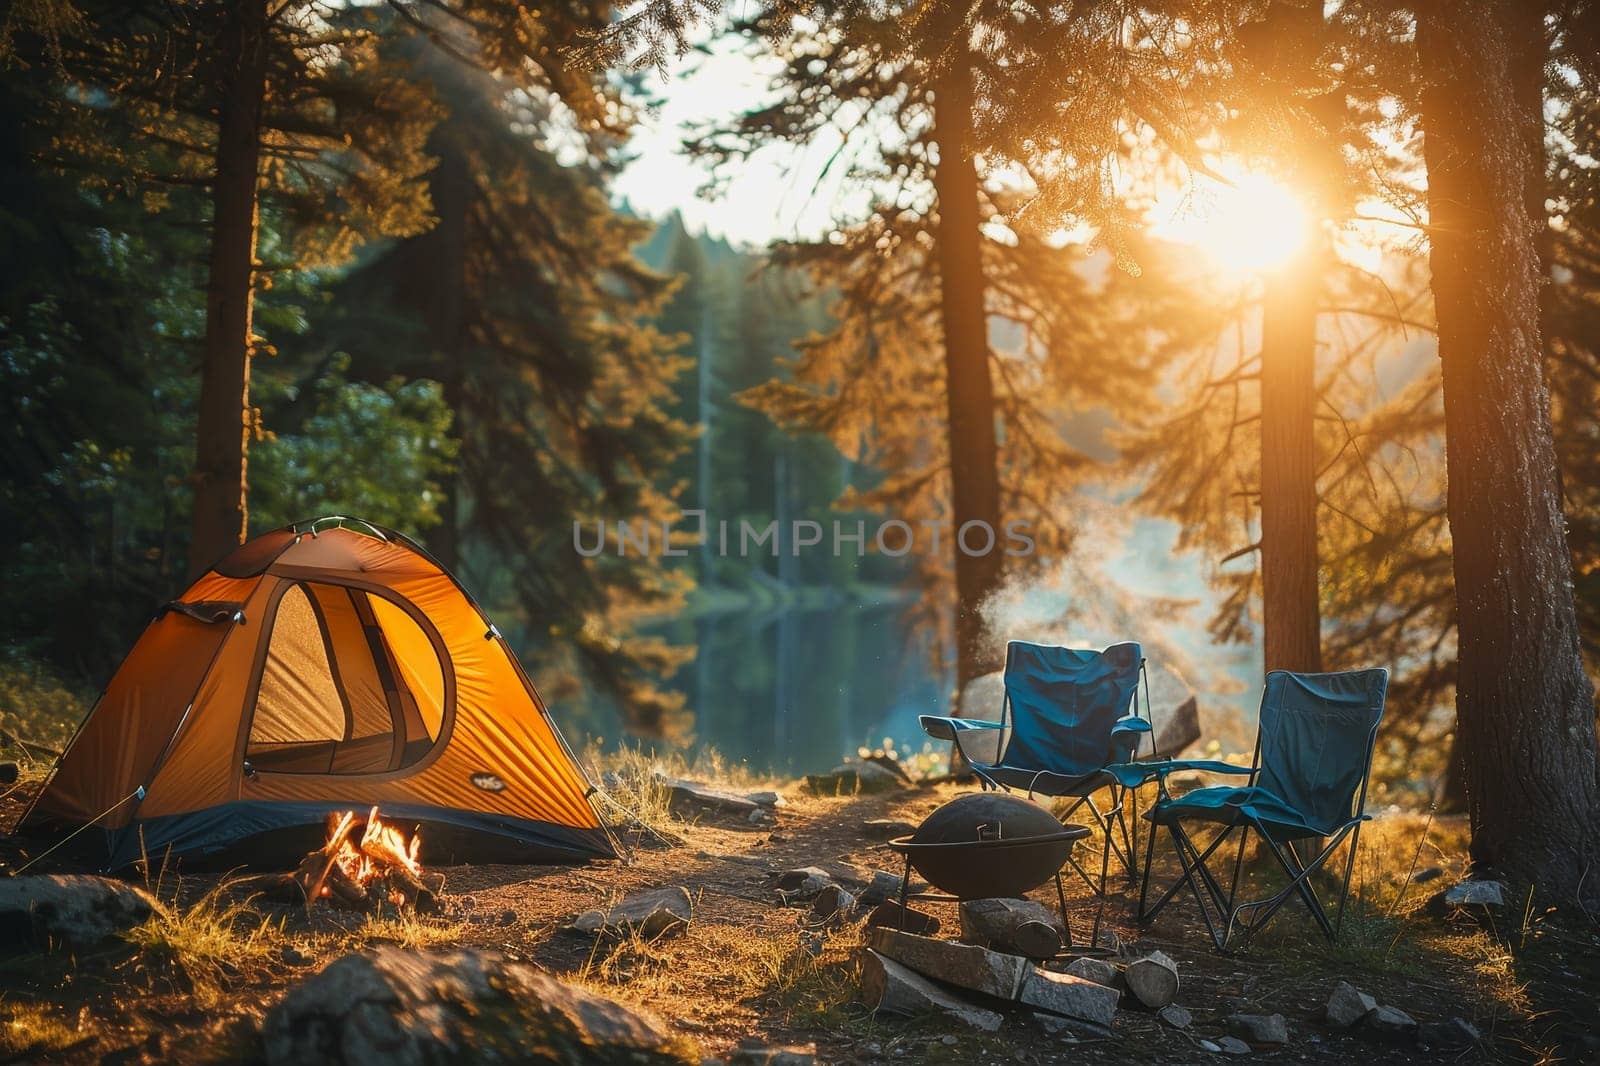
[1108, 714, 1152, 763]
[918, 715, 1002, 742]
[1129, 757, 1256, 798]
[920, 716, 1004, 772]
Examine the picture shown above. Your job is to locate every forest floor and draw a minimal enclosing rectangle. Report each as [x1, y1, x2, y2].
[0, 769, 1597, 1064]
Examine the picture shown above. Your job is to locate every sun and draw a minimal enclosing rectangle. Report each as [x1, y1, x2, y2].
[1152, 173, 1313, 275]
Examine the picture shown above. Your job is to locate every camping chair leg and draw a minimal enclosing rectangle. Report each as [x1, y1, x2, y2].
[1136, 809, 1160, 918]
[1166, 822, 1232, 949]
[1140, 820, 1236, 922]
[1335, 821, 1362, 936]
[1141, 820, 1240, 949]
[1226, 824, 1357, 949]
[1226, 822, 1249, 913]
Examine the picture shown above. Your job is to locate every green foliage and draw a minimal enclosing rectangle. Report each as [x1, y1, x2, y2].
[0, 649, 91, 757]
[251, 356, 455, 535]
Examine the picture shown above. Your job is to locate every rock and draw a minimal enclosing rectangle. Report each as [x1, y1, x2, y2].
[748, 809, 775, 825]
[1032, 1013, 1080, 1040]
[578, 887, 692, 939]
[774, 867, 834, 899]
[858, 870, 907, 906]
[1324, 981, 1377, 1028]
[808, 885, 856, 927]
[1061, 956, 1119, 990]
[729, 1039, 815, 1065]
[1411, 866, 1444, 885]
[864, 901, 940, 936]
[1094, 928, 1123, 956]
[655, 773, 765, 816]
[1019, 967, 1119, 1029]
[1216, 1036, 1252, 1056]
[261, 946, 697, 1065]
[0, 874, 161, 952]
[1226, 1013, 1289, 1046]
[804, 772, 858, 796]
[281, 944, 313, 968]
[1158, 1004, 1193, 1029]
[1363, 1004, 1418, 1040]
[745, 791, 787, 809]
[1417, 1017, 1481, 1050]
[866, 927, 1030, 1000]
[1153, 695, 1202, 758]
[1443, 880, 1505, 908]
[863, 819, 918, 839]
[959, 898, 1066, 959]
[858, 950, 1003, 1032]
[1123, 950, 1180, 1009]
[842, 760, 907, 793]
[861, 753, 913, 783]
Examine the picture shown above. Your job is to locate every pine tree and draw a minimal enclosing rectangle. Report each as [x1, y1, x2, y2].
[310, 44, 696, 737]
[1415, 0, 1600, 900]
[694, 7, 1144, 684]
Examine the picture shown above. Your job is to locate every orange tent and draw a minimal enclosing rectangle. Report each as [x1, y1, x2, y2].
[20, 518, 616, 867]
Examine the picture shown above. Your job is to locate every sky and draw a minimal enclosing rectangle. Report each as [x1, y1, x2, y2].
[612, 39, 854, 247]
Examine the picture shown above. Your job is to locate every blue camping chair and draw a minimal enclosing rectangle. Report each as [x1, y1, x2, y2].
[1136, 668, 1388, 952]
[920, 640, 1155, 895]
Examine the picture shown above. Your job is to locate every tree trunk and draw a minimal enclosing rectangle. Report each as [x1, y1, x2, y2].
[187, 0, 268, 576]
[423, 134, 472, 570]
[1258, 243, 1324, 674]
[931, 55, 1005, 688]
[1416, 0, 1600, 903]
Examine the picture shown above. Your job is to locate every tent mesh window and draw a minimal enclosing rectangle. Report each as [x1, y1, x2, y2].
[245, 581, 444, 775]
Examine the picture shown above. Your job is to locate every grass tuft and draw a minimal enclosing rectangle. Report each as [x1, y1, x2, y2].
[121, 877, 283, 1006]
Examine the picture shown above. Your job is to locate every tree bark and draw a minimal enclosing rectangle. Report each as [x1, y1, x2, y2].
[1416, 0, 1600, 903]
[1258, 243, 1324, 674]
[187, 0, 268, 576]
[931, 55, 1005, 688]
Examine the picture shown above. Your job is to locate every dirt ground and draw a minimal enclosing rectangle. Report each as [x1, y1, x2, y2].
[1, 777, 1597, 1064]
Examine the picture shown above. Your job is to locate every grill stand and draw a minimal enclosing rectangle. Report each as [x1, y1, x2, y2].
[894, 854, 1090, 955]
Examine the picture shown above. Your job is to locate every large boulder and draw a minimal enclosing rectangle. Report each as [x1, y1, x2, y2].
[0, 874, 161, 952]
[261, 946, 697, 1065]
[953, 673, 1006, 766]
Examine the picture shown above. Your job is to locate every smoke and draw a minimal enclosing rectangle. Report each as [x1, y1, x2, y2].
[979, 500, 1259, 754]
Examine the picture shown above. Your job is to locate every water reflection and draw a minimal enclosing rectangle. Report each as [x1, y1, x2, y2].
[657, 598, 952, 775]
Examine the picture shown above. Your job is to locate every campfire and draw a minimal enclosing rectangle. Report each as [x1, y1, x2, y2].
[244, 807, 444, 914]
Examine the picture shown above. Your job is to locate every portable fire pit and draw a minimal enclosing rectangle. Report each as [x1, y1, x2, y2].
[887, 793, 1091, 950]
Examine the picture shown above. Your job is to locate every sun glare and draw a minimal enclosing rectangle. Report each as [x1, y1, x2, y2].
[1153, 173, 1313, 275]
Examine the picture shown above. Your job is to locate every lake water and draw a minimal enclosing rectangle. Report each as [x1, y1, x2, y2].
[660, 597, 954, 775]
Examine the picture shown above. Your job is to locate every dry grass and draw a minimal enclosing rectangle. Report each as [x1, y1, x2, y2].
[346, 910, 467, 951]
[580, 742, 792, 842]
[0, 997, 83, 1058]
[571, 898, 866, 1034]
[121, 878, 284, 1006]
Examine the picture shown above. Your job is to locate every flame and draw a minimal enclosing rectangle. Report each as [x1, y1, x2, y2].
[322, 806, 424, 894]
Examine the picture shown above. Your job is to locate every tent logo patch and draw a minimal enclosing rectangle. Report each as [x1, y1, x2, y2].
[470, 772, 507, 793]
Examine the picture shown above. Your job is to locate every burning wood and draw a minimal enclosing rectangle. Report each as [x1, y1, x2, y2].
[238, 806, 444, 914]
